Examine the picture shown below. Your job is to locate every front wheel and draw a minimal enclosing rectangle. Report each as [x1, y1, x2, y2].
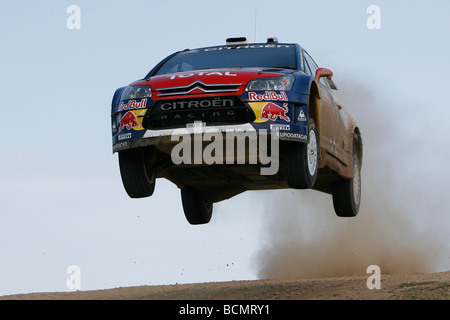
[181, 187, 213, 225]
[332, 153, 361, 217]
[284, 118, 319, 189]
[118, 148, 156, 198]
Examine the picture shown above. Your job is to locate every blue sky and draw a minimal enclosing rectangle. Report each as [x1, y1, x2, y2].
[0, 0, 449, 296]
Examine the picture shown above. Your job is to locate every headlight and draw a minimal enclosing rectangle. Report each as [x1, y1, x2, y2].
[121, 86, 152, 100]
[245, 74, 294, 91]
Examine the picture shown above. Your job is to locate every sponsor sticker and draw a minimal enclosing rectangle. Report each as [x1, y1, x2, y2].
[156, 110, 236, 123]
[298, 110, 307, 121]
[118, 111, 140, 132]
[259, 102, 290, 122]
[270, 124, 290, 131]
[168, 71, 237, 80]
[113, 141, 130, 152]
[118, 133, 132, 140]
[248, 91, 288, 101]
[186, 122, 206, 128]
[159, 98, 234, 111]
[197, 44, 294, 52]
[117, 110, 146, 132]
[118, 98, 147, 111]
[278, 132, 308, 141]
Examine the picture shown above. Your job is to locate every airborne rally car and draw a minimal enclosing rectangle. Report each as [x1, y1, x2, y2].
[111, 37, 363, 224]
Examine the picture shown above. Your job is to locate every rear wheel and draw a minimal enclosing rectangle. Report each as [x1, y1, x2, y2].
[119, 148, 156, 198]
[332, 153, 361, 217]
[284, 118, 319, 189]
[181, 187, 213, 225]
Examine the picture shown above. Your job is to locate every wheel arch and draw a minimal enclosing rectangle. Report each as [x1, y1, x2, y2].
[308, 81, 321, 136]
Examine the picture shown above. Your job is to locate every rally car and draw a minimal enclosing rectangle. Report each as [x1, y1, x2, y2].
[111, 37, 363, 224]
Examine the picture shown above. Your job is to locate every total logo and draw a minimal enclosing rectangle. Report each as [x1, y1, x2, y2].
[248, 91, 288, 101]
[168, 71, 237, 80]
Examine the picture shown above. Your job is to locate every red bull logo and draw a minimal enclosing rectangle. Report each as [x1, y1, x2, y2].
[259, 102, 290, 122]
[248, 91, 288, 101]
[118, 98, 147, 111]
[118, 111, 140, 132]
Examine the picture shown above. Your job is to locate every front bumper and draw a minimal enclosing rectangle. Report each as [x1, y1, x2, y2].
[111, 91, 310, 153]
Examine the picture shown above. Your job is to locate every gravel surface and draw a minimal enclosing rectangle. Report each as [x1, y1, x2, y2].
[2, 271, 448, 300]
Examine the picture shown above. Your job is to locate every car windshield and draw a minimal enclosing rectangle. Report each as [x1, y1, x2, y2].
[153, 44, 297, 75]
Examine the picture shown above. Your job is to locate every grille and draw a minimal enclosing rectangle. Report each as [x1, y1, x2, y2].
[156, 80, 241, 97]
[142, 96, 255, 129]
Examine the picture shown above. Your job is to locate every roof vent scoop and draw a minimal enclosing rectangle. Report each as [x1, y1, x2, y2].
[226, 37, 248, 46]
[267, 37, 278, 44]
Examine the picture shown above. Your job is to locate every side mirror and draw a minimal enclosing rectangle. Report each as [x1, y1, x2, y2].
[315, 68, 338, 90]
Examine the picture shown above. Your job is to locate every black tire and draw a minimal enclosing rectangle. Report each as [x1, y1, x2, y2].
[181, 187, 213, 225]
[332, 153, 361, 217]
[119, 148, 156, 198]
[284, 118, 319, 189]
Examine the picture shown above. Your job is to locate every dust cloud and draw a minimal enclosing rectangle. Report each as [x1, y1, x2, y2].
[254, 79, 445, 279]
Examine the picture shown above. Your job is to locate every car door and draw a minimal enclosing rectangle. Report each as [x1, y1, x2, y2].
[303, 50, 341, 159]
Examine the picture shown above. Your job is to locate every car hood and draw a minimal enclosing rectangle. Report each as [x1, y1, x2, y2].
[131, 68, 292, 97]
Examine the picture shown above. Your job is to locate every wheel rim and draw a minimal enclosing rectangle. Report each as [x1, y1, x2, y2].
[353, 162, 361, 205]
[307, 130, 318, 176]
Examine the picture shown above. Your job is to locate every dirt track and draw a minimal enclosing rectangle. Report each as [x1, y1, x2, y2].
[1, 271, 448, 300]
